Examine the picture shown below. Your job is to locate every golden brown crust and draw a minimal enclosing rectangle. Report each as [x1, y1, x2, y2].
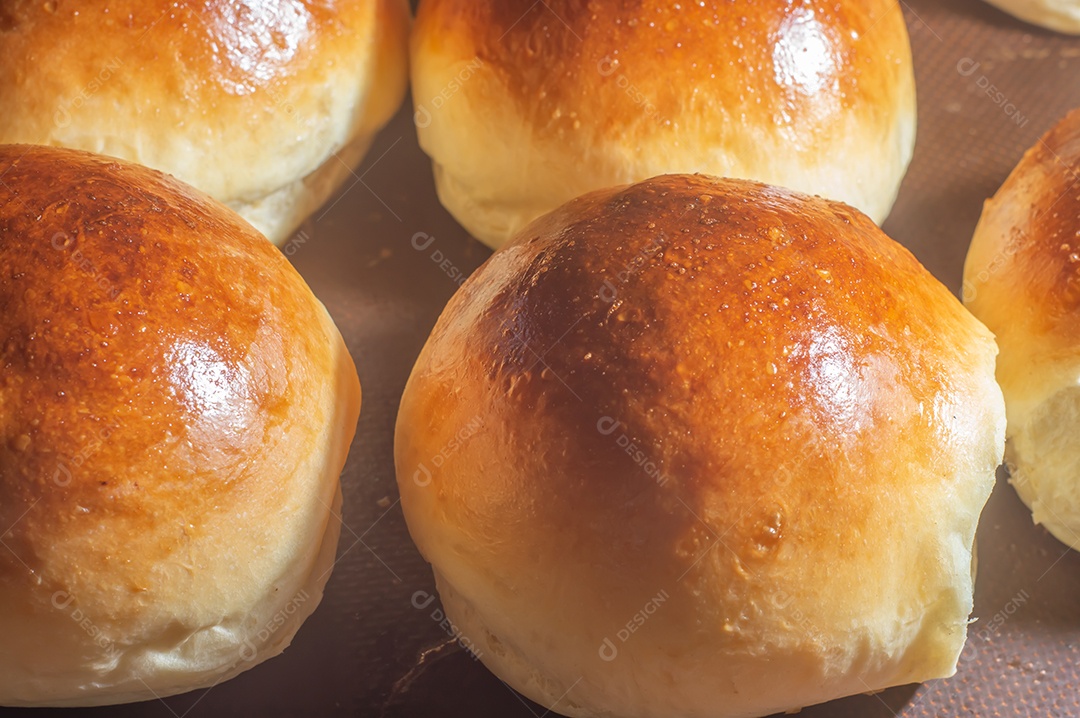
[411, 0, 915, 246]
[405, 173, 989, 566]
[0, 0, 387, 102]
[396, 174, 1004, 717]
[0, 0, 373, 132]
[416, 0, 908, 146]
[968, 109, 1080, 342]
[0, 143, 339, 625]
[1024, 118, 1080, 330]
[0, 0, 410, 242]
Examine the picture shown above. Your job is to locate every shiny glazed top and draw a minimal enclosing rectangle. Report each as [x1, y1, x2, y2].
[0, 0, 404, 202]
[966, 108, 1080, 346]
[0, 144, 333, 610]
[396, 174, 1001, 659]
[415, 0, 911, 147]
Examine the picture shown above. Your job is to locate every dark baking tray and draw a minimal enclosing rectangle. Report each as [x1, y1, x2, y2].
[3, 0, 1080, 716]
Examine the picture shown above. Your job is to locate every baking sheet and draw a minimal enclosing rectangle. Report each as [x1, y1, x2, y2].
[4, 0, 1080, 716]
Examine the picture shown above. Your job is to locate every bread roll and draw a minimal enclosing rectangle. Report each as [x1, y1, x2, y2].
[411, 0, 917, 249]
[0, 145, 361, 706]
[981, 0, 1080, 34]
[964, 109, 1080, 549]
[395, 174, 1005, 718]
[0, 0, 410, 245]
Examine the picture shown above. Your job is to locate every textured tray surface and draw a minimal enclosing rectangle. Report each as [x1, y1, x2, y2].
[3, 0, 1080, 716]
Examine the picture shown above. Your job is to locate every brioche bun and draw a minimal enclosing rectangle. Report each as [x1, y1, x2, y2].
[0, 144, 361, 706]
[396, 174, 1004, 718]
[964, 108, 1080, 549]
[0, 0, 410, 244]
[411, 0, 916, 248]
